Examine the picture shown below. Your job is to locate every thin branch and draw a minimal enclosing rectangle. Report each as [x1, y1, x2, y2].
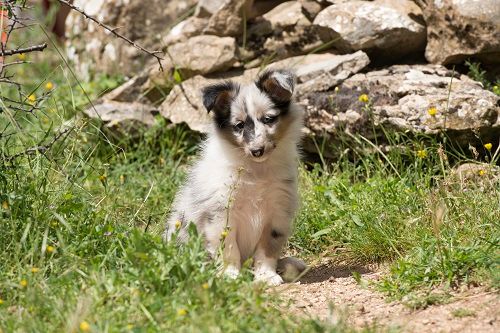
[55, 0, 164, 71]
[0, 43, 47, 56]
[2, 127, 73, 162]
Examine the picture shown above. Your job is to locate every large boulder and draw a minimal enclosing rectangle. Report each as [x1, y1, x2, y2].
[418, 0, 500, 65]
[313, 0, 426, 61]
[65, 0, 197, 78]
[202, 0, 254, 37]
[302, 65, 500, 146]
[167, 36, 238, 76]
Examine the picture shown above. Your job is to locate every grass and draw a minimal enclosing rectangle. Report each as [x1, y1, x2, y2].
[1, 14, 499, 332]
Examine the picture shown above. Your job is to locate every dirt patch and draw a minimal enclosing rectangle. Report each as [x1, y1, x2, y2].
[276, 261, 499, 332]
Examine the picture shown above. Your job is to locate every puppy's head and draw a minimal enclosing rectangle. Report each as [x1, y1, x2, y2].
[202, 69, 297, 162]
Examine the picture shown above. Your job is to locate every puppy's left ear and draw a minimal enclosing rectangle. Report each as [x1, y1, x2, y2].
[256, 69, 296, 103]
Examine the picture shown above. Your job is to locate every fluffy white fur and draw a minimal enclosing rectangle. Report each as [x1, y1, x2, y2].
[164, 71, 305, 285]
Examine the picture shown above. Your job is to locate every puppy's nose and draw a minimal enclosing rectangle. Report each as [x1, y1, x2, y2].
[251, 147, 264, 157]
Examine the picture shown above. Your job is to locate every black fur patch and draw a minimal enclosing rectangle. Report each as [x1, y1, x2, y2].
[256, 69, 295, 115]
[242, 116, 255, 143]
[271, 229, 283, 238]
[202, 81, 239, 129]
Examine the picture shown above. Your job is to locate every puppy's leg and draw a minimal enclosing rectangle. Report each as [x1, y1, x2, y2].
[204, 219, 241, 279]
[253, 224, 288, 286]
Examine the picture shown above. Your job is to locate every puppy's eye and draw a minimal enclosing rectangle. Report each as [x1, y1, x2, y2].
[263, 115, 278, 124]
[233, 121, 244, 131]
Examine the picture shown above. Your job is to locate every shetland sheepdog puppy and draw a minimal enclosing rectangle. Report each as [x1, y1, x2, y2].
[164, 69, 306, 285]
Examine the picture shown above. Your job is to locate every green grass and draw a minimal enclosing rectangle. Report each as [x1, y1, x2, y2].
[1, 15, 499, 332]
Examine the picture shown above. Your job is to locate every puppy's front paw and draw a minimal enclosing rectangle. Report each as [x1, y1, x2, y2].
[224, 265, 240, 279]
[254, 270, 284, 286]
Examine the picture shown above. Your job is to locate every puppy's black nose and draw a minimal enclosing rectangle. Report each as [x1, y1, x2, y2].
[251, 148, 264, 157]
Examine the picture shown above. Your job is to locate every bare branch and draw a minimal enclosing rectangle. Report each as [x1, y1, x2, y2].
[55, 0, 164, 71]
[0, 43, 47, 56]
[2, 127, 73, 162]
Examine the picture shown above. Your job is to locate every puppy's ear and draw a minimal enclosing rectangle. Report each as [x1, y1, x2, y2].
[202, 81, 239, 114]
[256, 69, 295, 103]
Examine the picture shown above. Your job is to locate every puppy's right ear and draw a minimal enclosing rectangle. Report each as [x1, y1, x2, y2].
[202, 81, 239, 114]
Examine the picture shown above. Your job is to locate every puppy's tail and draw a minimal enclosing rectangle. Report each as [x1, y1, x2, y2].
[277, 257, 308, 282]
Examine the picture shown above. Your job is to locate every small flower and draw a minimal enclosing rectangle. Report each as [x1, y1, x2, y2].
[0, 298, 4, 305]
[120, 175, 125, 184]
[31, 267, 40, 273]
[174, 220, 181, 229]
[417, 150, 427, 159]
[177, 308, 187, 316]
[220, 230, 228, 239]
[334, 86, 339, 93]
[51, 220, 58, 227]
[126, 324, 134, 330]
[99, 175, 107, 183]
[202, 283, 209, 290]
[19, 279, 28, 288]
[46, 245, 55, 253]
[17, 53, 26, 61]
[358, 94, 369, 103]
[478, 169, 486, 176]
[45, 81, 54, 90]
[427, 107, 437, 117]
[79, 321, 91, 332]
[1, 201, 8, 210]
[484, 143, 492, 151]
[27, 94, 36, 105]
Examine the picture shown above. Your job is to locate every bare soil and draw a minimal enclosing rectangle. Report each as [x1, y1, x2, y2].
[276, 261, 499, 332]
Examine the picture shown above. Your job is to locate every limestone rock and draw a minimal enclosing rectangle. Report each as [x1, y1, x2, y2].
[246, 1, 324, 67]
[65, 0, 197, 78]
[163, 17, 209, 46]
[203, 0, 254, 37]
[262, 1, 311, 29]
[296, 51, 370, 93]
[313, 0, 426, 61]
[167, 36, 237, 76]
[83, 101, 157, 132]
[301, 64, 500, 146]
[419, 0, 500, 65]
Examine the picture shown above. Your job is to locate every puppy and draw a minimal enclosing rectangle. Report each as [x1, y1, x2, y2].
[164, 69, 305, 285]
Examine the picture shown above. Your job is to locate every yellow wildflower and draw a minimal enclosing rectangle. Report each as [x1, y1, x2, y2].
[334, 86, 339, 93]
[51, 220, 58, 227]
[417, 150, 427, 159]
[126, 324, 134, 330]
[45, 81, 54, 90]
[20, 279, 28, 288]
[478, 170, 486, 176]
[221, 230, 228, 239]
[0, 298, 4, 305]
[484, 143, 492, 151]
[99, 175, 107, 182]
[120, 175, 126, 184]
[358, 94, 369, 103]
[27, 94, 36, 105]
[31, 267, 40, 273]
[46, 245, 55, 253]
[177, 308, 187, 316]
[427, 107, 437, 117]
[174, 220, 181, 229]
[1, 201, 8, 210]
[202, 283, 209, 290]
[17, 53, 26, 61]
[79, 321, 91, 332]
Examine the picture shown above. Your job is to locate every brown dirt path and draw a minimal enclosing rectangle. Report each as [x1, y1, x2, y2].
[276, 261, 499, 332]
